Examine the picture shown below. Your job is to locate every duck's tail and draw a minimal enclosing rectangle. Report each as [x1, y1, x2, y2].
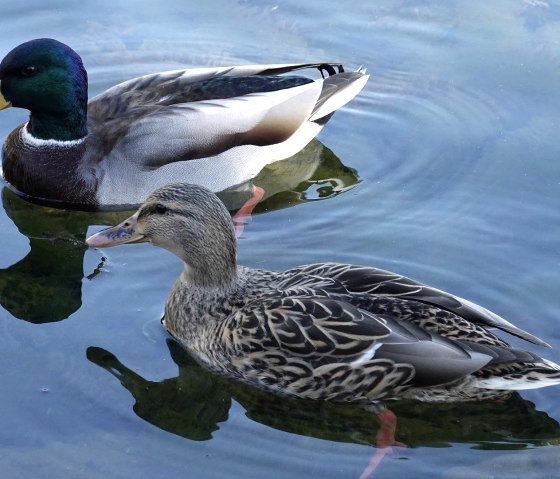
[240, 62, 368, 123]
[309, 68, 369, 122]
[475, 357, 560, 390]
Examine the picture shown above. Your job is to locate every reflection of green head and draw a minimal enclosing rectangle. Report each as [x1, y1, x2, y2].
[0, 38, 88, 140]
[0, 187, 129, 324]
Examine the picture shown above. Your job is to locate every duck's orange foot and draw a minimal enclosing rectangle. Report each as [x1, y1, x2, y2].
[232, 186, 265, 238]
[358, 409, 407, 479]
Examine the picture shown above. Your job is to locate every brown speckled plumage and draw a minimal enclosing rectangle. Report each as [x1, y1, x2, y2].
[86, 183, 560, 403]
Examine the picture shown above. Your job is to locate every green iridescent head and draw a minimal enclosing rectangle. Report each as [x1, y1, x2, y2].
[0, 38, 88, 141]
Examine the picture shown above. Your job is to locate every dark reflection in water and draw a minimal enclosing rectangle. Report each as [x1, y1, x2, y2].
[88, 339, 560, 450]
[0, 189, 130, 323]
[0, 139, 358, 324]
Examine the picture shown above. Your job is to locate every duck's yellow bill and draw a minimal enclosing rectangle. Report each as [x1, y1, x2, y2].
[0, 87, 11, 110]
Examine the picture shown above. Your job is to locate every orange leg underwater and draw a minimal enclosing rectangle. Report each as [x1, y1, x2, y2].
[359, 409, 407, 479]
[232, 186, 266, 238]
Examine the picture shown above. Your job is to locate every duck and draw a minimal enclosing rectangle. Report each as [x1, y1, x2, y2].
[86, 182, 560, 403]
[0, 38, 368, 209]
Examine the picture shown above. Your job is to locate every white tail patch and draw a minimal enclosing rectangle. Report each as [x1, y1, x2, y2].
[476, 359, 560, 390]
[309, 74, 369, 122]
[476, 376, 560, 390]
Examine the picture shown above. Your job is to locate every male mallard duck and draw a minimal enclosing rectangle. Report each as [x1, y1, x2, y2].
[86, 183, 560, 403]
[0, 38, 368, 208]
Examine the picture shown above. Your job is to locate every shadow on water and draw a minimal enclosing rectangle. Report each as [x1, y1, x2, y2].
[0, 139, 358, 324]
[88, 339, 560, 450]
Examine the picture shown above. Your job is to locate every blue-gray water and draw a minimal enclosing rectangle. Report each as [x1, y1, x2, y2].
[2, 1, 560, 478]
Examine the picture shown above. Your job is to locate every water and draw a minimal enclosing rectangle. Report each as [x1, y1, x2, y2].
[1, 1, 560, 478]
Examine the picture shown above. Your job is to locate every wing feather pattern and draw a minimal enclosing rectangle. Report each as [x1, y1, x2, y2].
[86, 63, 367, 169]
[221, 294, 495, 396]
[293, 263, 549, 347]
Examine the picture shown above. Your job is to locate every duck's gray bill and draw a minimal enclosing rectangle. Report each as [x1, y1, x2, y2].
[86, 215, 146, 248]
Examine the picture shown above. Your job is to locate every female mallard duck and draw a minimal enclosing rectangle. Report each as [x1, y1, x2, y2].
[86, 183, 560, 403]
[0, 38, 368, 208]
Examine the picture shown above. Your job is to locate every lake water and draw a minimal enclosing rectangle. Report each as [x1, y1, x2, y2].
[2, 1, 560, 478]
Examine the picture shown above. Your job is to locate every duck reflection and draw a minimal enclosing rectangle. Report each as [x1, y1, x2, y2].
[0, 139, 359, 324]
[0, 189, 132, 323]
[87, 339, 560, 449]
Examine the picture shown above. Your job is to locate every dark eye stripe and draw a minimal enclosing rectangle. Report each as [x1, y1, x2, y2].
[138, 203, 168, 219]
[154, 203, 167, 214]
[138, 203, 196, 220]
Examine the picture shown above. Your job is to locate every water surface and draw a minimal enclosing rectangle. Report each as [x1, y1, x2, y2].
[1, 1, 560, 478]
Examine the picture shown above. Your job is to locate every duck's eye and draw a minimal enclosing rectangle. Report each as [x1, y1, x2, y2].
[20, 66, 37, 77]
[154, 203, 168, 215]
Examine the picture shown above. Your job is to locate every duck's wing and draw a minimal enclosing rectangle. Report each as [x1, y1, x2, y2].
[232, 296, 390, 358]
[225, 296, 492, 389]
[86, 64, 368, 167]
[292, 263, 550, 348]
[89, 63, 347, 109]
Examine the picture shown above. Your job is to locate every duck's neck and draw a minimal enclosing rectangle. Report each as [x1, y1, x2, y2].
[180, 261, 239, 292]
[27, 107, 88, 142]
[173, 215, 239, 292]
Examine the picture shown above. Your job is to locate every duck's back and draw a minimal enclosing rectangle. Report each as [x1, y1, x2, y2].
[85, 64, 367, 206]
[166, 262, 560, 403]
